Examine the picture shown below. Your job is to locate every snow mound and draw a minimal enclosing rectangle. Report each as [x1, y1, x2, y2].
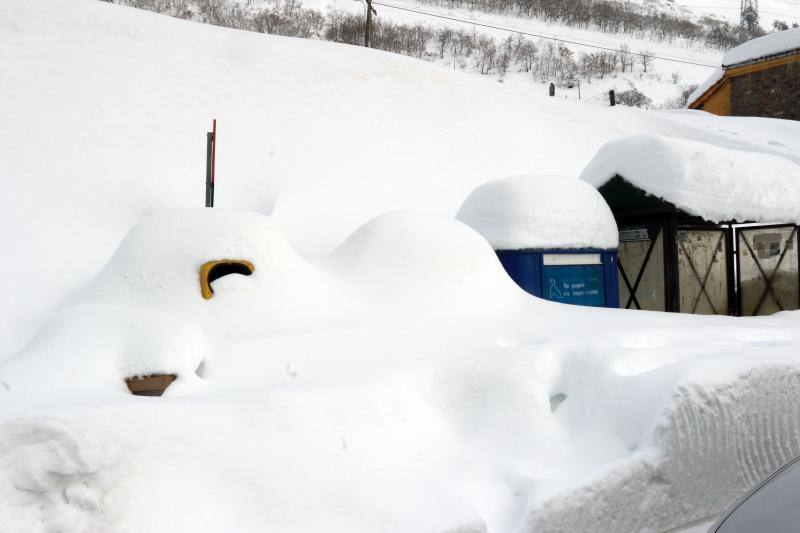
[580, 134, 800, 223]
[455, 175, 618, 250]
[81, 209, 524, 338]
[723, 28, 800, 66]
[80, 208, 346, 339]
[323, 211, 527, 313]
[83, 208, 308, 308]
[0, 305, 206, 401]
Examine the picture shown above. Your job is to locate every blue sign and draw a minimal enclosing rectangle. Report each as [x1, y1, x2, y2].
[542, 265, 605, 306]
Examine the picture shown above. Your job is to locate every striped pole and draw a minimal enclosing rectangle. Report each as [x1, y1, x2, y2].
[205, 119, 216, 207]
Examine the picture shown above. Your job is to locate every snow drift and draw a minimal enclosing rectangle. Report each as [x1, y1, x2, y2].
[5, 208, 800, 533]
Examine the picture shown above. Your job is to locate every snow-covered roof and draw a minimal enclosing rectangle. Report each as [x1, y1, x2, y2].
[686, 67, 724, 107]
[723, 28, 800, 67]
[580, 134, 800, 224]
[455, 175, 619, 250]
[689, 30, 800, 106]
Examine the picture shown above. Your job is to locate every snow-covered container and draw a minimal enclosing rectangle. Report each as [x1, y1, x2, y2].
[456, 175, 620, 308]
[581, 134, 800, 316]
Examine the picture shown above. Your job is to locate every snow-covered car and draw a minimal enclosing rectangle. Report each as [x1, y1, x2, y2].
[710, 455, 800, 532]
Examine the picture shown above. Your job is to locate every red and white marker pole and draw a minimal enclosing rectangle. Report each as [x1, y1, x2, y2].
[205, 119, 216, 207]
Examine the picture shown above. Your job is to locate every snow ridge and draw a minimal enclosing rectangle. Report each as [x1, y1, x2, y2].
[528, 362, 800, 532]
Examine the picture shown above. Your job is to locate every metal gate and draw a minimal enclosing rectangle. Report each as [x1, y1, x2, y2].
[677, 228, 729, 315]
[618, 224, 666, 311]
[736, 224, 800, 316]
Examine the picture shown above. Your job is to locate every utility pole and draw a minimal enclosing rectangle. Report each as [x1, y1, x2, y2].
[740, 0, 759, 40]
[364, 0, 376, 48]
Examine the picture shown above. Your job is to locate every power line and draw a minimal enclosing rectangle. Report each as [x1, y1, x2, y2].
[371, 1, 720, 68]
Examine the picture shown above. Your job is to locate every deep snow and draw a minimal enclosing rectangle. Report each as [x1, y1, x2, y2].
[4, 1, 800, 532]
[5, 208, 800, 533]
[3, 0, 800, 359]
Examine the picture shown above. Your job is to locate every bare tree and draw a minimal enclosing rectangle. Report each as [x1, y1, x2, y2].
[639, 49, 653, 73]
[519, 40, 537, 72]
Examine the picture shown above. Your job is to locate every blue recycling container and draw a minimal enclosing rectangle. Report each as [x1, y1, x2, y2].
[497, 249, 619, 308]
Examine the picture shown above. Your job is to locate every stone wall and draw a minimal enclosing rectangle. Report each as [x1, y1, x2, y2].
[730, 57, 800, 120]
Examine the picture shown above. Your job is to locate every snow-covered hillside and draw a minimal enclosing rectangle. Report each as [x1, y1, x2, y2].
[263, 0, 730, 105]
[301, 0, 798, 103]
[111, 0, 800, 106]
[655, 0, 800, 28]
[4, 1, 800, 532]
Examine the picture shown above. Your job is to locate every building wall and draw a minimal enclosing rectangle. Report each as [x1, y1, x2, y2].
[730, 55, 800, 120]
[697, 80, 732, 115]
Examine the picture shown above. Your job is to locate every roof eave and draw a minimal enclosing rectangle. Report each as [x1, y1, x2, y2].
[687, 75, 728, 109]
[722, 47, 800, 69]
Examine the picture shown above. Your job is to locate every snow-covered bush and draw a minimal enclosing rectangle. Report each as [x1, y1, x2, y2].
[615, 88, 652, 108]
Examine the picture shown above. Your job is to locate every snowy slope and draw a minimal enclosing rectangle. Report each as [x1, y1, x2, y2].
[304, 0, 723, 104]
[302, 0, 800, 104]
[666, 0, 800, 27]
[3, 0, 800, 359]
[598, 0, 800, 28]
[4, 2, 800, 533]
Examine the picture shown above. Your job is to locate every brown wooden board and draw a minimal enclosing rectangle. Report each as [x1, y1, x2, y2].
[126, 374, 177, 396]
